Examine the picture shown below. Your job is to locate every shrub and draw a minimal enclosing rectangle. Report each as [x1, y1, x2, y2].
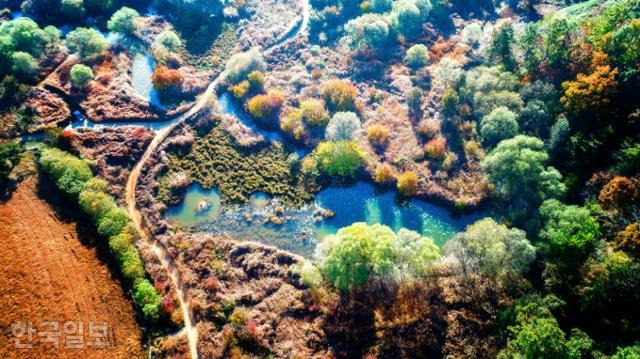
[325, 111, 361, 141]
[405, 44, 429, 69]
[366, 124, 390, 145]
[151, 66, 184, 90]
[134, 280, 162, 322]
[391, 0, 431, 38]
[0, 142, 22, 185]
[424, 135, 446, 160]
[66, 27, 108, 59]
[397, 171, 418, 196]
[246, 70, 265, 91]
[374, 164, 395, 184]
[345, 14, 389, 49]
[406, 87, 423, 112]
[107, 7, 139, 36]
[479, 106, 519, 148]
[79, 188, 117, 222]
[70, 64, 93, 87]
[598, 176, 639, 210]
[297, 261, 323, 288]
[433, 57, 462, 89]
[441, 88, 459, 118]
[154, 30, 181, 52]
[229, 81, 250, 99]
[293, 99, 330, 127]
[11, 51, 37, 78]
[224, 47, 266, 84]
[321, 80, 357, 112]
[313, 140, 364, 177]
[245, 90, 285, 128]
[461, 22, 483, 47]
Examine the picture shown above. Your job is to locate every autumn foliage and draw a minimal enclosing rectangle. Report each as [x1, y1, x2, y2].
[397, 171, 419, 196]
[374, 164, 395, 184]
[561, 52, 618, 113]
[246, 90, 285, 127]
[424, 135, 447, 160]
[321, 79, 358, 112]
[598, 176, 639, 210]
[151, 66, 184, 90]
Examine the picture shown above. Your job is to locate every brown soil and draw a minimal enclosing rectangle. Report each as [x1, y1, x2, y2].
[0, 176, 145, 359]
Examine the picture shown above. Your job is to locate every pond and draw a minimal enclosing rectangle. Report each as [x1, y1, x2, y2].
[131, 52, 164, 108]
[165, 181, 486, 257]
[165, 184, 222, 226]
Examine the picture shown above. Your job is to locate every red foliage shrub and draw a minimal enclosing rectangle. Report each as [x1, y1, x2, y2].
[598, 176, 639, 210]
[151, 66, 184, 90]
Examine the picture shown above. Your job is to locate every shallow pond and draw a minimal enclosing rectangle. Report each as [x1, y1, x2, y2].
[165, 184, 222, 226]
[166, 181, 485, 257]
[131, 53, 164, 108]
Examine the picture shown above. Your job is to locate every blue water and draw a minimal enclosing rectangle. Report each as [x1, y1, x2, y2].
[131, 53, 164, 108]
[165, 181, 485, 256]
[314, 182, 483, 247]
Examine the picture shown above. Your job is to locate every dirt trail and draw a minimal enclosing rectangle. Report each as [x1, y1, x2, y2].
[123, 2, 310, 358]
[0, 178, 144, 359]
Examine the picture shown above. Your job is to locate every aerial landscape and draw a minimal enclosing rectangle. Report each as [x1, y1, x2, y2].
[0, 0, 639, 357]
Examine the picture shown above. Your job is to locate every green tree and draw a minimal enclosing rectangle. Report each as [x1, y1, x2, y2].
[490, 20, 516, 70]
[518, 100, 552, 138]
[11, 51, 37, 78]
[313, 140, 364, 177]
[97, 208, 130, 237]
[445, 218, 535, 277]
[405, 44, 429, 69]
[60, 0, 85, 18]
[154, 30, 182, 52]
[134, 280, 162, 322]
[479, 106, 519, 148]
[0, 142, 22, 185]
[65, 27, 108, 58]
[345, 14, 389, 49]
[70, 63, 93, 87]
[107, 7, 140, 36]
[481, 135, 565, 221]
[538, 199, 600, 268]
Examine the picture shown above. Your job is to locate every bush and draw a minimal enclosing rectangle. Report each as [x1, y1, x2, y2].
[107, 7, 139, 36]
[479, 106, 519, 148]
[61, 0, 85, 18]
[406, 87, 423, 112]
[0, 142, 22, 185]
[325, 111, 361, 141]
[154, 30, 181, 52]
[292, 99, 329, 127]
[151, 66, 183, 90]
[321, 79, 357, 112]
[397, 171, 418, 196]
[405, 44, 429, 69]
[229, 81, 249, 99]
[461, 22, 483, 47]
[70, 64, 93, 87]
[345, 14, 389, 49]
[424, 135, 446, 160]
[245, 90, 285, 128]
[374, 164, 395, 184]
[366, 124, 390, 145]
[391, 0, 431, 38]
[65, 27, 108, 58]
[313, 140, 364, 177]
[246, 70, 265, 91]
[224, 47, 266, 84]
[11, 51, 37, 78]
[440, 88, 459, 118]
[134, 280, 162, 322]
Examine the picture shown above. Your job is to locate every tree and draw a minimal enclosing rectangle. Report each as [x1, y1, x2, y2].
[0, 142, 22, 185]
[290, 99, 329, 128]
[397, 171, 418, 196]
[321, 79, 357, 112]
[224, 47, 265, 84]
[406, 87, 423, 112]
[479, 106, 519, 148]
[561, 52, 618, 114]
[518, 100, 552, 138]
[325, 111, 361, 141]
[151, 66, 183, 90]
[154, 30, 181, 53]
[65, 27, 108, 58]
[538, 199, 600, 268]
[11, 51, 37, 78]
[60, 0, 85, 18]
[371, 0, 392, 12]
[1, 18, 49, 57]
[107, 7, 140, 36]
[489, 20, 516, 70]
[481, 135, 565, 220]
[445, 218, 535, 277]
[317, 222, 439, 291]
[70, 64, 93, 87]
[461, 22, 483, 47]
[598, 176, 639, 210]
[391, 0, 422, 39]
[374, 164, 395, 184]
[609, 19, 640, 75]
[313, 140, 364, 177]
[405, 44, 429, 69]
[345, 14, 389, 49]
[134, 280, 162, 322]
[245, 90, 285, 128]
[97, 208, 130, 237]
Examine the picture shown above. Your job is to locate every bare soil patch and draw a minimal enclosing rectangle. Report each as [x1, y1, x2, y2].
[0, 176, 145, 359]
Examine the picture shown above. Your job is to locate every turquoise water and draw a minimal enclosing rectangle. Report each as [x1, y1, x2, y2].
[165, 181, 485, 256]
[165, 183, 222, 226]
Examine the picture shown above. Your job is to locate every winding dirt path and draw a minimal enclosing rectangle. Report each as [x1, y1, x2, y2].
[124, 2, 310, 358]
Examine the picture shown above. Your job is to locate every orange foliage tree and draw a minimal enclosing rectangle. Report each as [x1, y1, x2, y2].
[561, 52, 618, 113]
[246, 90, 285, 128]
[598, 176, 639, 210]
[151, 66, 184, 90]
[321, 79, 357, 112]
